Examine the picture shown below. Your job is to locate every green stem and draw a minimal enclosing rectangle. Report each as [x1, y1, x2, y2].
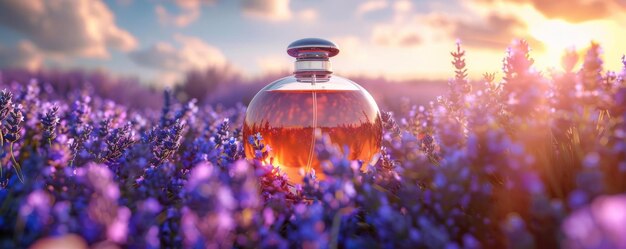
[9, 142, 23, 183]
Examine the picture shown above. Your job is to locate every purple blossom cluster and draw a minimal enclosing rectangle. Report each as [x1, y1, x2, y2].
[1, 40, 626, 249]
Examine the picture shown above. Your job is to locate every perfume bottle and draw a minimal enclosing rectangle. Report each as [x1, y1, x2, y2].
[243, 38, 382, 183]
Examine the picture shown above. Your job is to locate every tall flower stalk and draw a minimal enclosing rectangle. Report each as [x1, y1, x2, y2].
[0, 90, 13, 177]
[41, 105, 60, 147]
[3, 104, 24, 182]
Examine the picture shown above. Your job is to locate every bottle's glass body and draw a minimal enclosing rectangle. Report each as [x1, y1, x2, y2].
[243, 75, 382, 183]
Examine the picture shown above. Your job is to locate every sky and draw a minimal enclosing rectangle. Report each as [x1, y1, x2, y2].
[0, 0, 625, 86]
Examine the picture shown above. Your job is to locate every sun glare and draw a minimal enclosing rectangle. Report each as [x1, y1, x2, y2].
[530, 19, 612, 70]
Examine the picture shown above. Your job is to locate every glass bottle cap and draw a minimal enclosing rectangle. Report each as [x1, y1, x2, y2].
[288, 38, 339, 77]
[287, 38, 339, 58]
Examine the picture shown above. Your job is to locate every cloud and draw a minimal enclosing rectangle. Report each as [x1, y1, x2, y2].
[368, 1, 452, 48]
[241, 0, 292, 21]
[157, 0, 299, 26]
[156, 5, 201, 27]
[452, 14, 544, 51]
[155, 0, 216, 27]
[0, 0, 137, 58]
[0, 40, 43, 70]
[356, 0, 388, 17]
[479, 0, 625, 23]
[130, 34, 226, 71]
[371, 13, 452, 47]
[529, 0, 610, 22]
[371, 2, 542, 51]
[129, 34, 227, 84]
[174, 0, 216, 9]
[360, 2, 553, 79]
[156, 0, 296, 26]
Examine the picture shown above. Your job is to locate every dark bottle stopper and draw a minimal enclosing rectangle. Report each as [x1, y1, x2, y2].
[287, 38, 339, 77]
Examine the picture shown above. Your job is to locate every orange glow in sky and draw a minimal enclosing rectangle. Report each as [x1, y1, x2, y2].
[0, 0, 624, 84]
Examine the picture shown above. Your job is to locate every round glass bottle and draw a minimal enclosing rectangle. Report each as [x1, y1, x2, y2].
[243, 38, 382, 183]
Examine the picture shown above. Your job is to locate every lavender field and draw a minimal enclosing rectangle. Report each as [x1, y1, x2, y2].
[0, 40, 625, 248]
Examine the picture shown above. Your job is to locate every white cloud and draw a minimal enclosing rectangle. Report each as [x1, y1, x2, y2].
[241, 0, 292, 21]
[156, 4, 201, 27]
[174, 0, 216, 9]
[0, 0, 137, 58]
[129, 34, 227, 85]
[155, 0, 216, 27]
[174, 35, 227, 70]
[159, 0, 303, 24]
[371, 13, 452, 47]
[0, 40, 43, 70]
[356, 0, 388, 17]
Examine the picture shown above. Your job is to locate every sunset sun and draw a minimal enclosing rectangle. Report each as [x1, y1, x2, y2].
[529, 19, 617, 70]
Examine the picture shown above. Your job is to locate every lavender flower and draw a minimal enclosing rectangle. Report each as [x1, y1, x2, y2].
[182, 162, 236, 248]
[4, 104, 23, 143]
[67, 97, 93, 167]
[581, 42, 604, 92]
[150, 119, 185, 166]
[160, 88, 174, 127]
[501, 39, 546, 117]
[0, 90, 12, 176]
[442, 41, 471, 113]
[41, 105, 60, 145]
[102, 123, 135, 164]
[0, 89, 13, 123]
[3, 104, 24, 182]
[562, 195, 626, 249]
[249, 132, 271, 161]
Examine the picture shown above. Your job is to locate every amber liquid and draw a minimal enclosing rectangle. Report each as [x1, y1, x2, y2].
[243, 89, 382, 183]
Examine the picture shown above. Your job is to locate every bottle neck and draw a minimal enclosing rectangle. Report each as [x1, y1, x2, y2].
[293, 51, 332, 79]
[294, 60, 332, 72]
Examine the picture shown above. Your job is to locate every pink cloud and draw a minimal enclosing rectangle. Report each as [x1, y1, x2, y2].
[0, 0, 137, 58]
[155, 4, 201, 27]
[174, 0, 216, 9]
[481, 0, 625, 23]
[241, 0, 292, 21]
[155, 0, 216, 27]
[356, 0, 388, 17]
[129, 34, 228, 85]
[452, 14, 544, 51]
